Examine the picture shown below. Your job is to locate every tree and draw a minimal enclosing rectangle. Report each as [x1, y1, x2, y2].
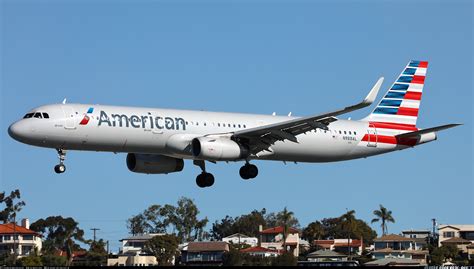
[430, 245, 461, 265]
[271, 252, 297, 266]
[127, 197, 208, 243]
[278, 207, 295, 253]
[0, 189, 26, 263]
[76, 239, 107, 266]
[0, 189, 26, 224]
[143, 234, 179, 266]
[302, 221, 325, 244]
[371, 204, 395, 236]
[30, 216, 86, 266]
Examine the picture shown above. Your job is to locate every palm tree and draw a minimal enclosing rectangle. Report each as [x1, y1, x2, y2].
[340, 209, 357, 258]
[279, 207, 294, 253]
[371, 204, 395, 236]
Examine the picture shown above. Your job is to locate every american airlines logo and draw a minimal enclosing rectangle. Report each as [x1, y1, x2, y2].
[98, 110, 187, 130]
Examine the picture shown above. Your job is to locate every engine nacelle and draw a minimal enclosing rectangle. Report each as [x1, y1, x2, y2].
[191, 137, 248, 161]
[417, 132, 437, 145]
[126, 153, 184, 174]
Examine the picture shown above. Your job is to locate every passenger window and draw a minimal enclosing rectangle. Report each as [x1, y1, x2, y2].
[339, 131, 342, 134]
[344, 131, 347, 134]
[233, 124, 236, 128]
[218, 123, 221, 127]
[33, 113, 42, 118]
[238, 124, 241, 128]
[243, 125, 246, 128]
[42, 113, 50, 119]
[354, 131, 357, 135]
[196, 122, 199, 126]
[228, 124, 231, 127]
[349, 131, 351, 135]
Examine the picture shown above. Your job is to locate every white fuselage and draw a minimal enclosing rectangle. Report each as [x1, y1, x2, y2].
[8, 103, 411, 163]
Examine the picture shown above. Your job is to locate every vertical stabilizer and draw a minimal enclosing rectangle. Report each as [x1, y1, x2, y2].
[364, 60, 428, 127]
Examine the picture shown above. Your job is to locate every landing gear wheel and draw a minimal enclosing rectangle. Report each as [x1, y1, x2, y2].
[196, 172, 215, 188]
[54, 164, 66, 174]
[239, 166, 251, 180]
[196, 173, 207, 188]
[240, 164, 258, 180]
[204, 173, 215, 187]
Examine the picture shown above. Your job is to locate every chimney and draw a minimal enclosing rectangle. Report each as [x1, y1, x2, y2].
[21, 218, 30, 229]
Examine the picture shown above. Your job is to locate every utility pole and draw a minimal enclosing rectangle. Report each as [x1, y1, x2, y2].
[431, 218, 437, 244]
[91, 228, 100, 242]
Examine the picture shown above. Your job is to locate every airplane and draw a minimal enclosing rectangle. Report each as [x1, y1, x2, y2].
[8, 60, 461, 188]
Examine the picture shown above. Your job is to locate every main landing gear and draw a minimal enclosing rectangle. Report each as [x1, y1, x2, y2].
[193, 160, 259, 188]
[193, 160, 214, 188]
[54, 148, 67, 174]
[239, 162, 258, 180]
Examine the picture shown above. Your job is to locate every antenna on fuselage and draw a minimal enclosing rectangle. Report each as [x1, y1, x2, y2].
[62, 98, 67, 104]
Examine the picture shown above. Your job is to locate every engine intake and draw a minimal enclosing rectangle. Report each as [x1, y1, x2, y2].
[191, 137, 248, 161]
[126, 153, 184, 174]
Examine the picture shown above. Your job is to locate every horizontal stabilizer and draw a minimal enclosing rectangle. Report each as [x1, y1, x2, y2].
[396, 123, 462, 139]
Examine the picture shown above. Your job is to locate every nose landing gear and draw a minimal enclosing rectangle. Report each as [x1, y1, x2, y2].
[54, 149, 67, 174]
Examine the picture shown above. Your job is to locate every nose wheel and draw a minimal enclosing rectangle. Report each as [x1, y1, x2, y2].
[54, 149, 67, 174]
[240, 163, 258, 180]
[193, 160, 215, 188]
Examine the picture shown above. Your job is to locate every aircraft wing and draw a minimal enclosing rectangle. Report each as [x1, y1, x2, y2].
[231, 77, 384, 154]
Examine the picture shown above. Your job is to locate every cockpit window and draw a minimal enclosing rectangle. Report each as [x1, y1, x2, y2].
[23, 113, 34, 119]
[33, 113, 43, 118]
[42, 113, 50, 118]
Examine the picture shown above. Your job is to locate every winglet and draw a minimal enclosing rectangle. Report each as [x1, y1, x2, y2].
[62, 98, 67, 104]
[362, 77, 384, 105]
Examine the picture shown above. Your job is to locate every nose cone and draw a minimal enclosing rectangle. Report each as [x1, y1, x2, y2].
[8, 120, 29, 142]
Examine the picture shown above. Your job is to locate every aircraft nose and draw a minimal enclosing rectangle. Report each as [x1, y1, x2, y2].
[8, 120, 29, 142]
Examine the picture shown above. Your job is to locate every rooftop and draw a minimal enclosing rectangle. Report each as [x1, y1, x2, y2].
[440, 237, 473, 244]
[260, 226, 300, 234]
[374, 234, 414, 242]
[187, 241, 229, 252]
[240, 246, 280, 253]
[120, 233, 164, 241]
[306, 249, 347, 258]
[0, 223, 40, 236]
[364, 257, 422, 266]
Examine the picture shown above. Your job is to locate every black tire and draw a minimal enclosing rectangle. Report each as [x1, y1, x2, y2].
[239, 165, 250, 180]
[54, 164, 66, 174]
[196, 174, 207, 188]
[204, 173, 215, 187]
[248, 164, 258, 178]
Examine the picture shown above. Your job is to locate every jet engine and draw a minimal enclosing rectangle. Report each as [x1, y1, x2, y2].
[126, 153, 184, 174]
[191, 137, 248, 161]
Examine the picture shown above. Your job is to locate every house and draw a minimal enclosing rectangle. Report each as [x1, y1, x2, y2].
[438, 224, 474, 245]
[240, 246, 281, 257]
[222, 233, 258, 247]
[401, 229, 431, 250]
[438, 224, 474, 256]
[0, 218, 42, 257]
[181, 241, 229, 266]
[260, 226, 300, 257]
[313, 238, 364, 255]
[372, 234, 428, 265]
[107, 233, 162, 266]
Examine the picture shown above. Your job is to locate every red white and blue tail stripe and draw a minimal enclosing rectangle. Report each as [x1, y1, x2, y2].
[364, 60, 428, 127]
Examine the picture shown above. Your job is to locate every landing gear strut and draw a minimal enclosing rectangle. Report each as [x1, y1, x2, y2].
[240, 162, 258, 180]
[193, 160, 214, 188]
[54, 149, 66, 174]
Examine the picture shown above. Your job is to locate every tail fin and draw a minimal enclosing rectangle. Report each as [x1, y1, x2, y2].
[364, 60, 428, 127]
